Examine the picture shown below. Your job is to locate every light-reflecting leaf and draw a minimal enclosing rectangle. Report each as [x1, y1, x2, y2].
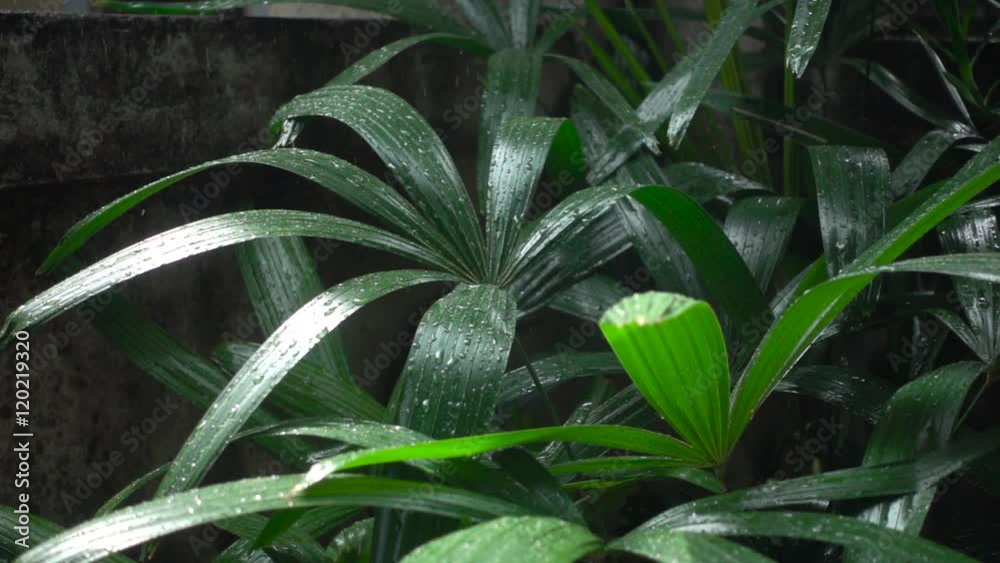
[18, 474, 528, 563]
[600, 292, 730, 462]
[400, 516, 600, 563]
[610, 530, 773, 562]
[724, 195, 800, 291]
[1, 211, 445, 345]
[786, 0, 834, 76]
[392, 284, 517, 438]
[271, 85, 486, 277]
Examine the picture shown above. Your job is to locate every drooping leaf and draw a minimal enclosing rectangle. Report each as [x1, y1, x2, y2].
[213, 341, 386, 421]
[38, 148, 455, 276]
[547, 275, 632, 322]
[600, 292, 730, 462]
[786, 0, 834, 76]
[846, 362, 985, 562]
[724, 195, 800, 292]
[1, 211, 447, 346]
[549, 457, 724, 493]
[328, 33, 489, 88]
[302, 424, 707, 488]
[635, 511, 977, 562]
[0, 507, 135, 563]
[843, 58, 958, 128]
[392, 284, 517, 438]
[610, 530, 773, 562]
[400, 516, 600, 563]
[938, 209, 1000, 362]
[237, 236, 352, 382]
[890, 124, 974, 198]
[17, 474, 529, 563]
[153, 271, 455, 501]
[649, 428, 1000, 530]
[702, 90, 887, 150]
[271, 85, 486, 277]
[662, 162, 769, 204]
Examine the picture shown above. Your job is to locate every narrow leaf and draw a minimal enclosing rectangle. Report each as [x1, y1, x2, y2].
[786, 0, 834, 76]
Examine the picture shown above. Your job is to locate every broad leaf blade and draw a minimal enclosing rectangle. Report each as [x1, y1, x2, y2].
[724, 195, 800, 292]
[400, 516, 600, 563]
[600, 293, 730, 462]
[392, 284, 517, 438]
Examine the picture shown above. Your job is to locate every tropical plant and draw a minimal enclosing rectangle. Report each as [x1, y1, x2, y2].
[3, 0, 1000, 562]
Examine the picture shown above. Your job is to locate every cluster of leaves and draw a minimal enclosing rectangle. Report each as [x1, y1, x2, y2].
[2, 0, 1000, 561]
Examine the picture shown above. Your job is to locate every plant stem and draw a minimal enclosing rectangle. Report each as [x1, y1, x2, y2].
[783, 0, 800, 198]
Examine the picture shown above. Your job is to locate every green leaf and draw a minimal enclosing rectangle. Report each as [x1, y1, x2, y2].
[891, 125, 974, 198]
[664, 0, 767, 146]
[391, 284, 517, 438]
[847, 362, 985, 560]
[610, 530, 773, 562]
[213, 341, 386, 421]
[938, 209, 1000, 362]
[843, 59, 957, 128]
[95, 464, 169, 517]
[1, 211, 445, 346]
[509, 0, 541, 47]
[271, 85, 486, 277]
[17, 474, 529, 563]
[302, 424, 707, 488]
[0, 507, 135, 563]
[810, 146, 891, 309]
[600, 292, 730, 462]
[774, 365, 893, 423]
[493, 448, 583, 524]
[549, 457, 725, 493]
[724, 195, 800, 292]
[632, 186, 768, 343]
[547, 275, 632, 322]
[477, 49, 542, 210]
[400, 516, 600, 563]
[635, 511, 977, 562]
[88, 296, 314, 463]
[328, 33, 488, 88]
[662, 162, 769, 204]
[786, 0, 834, 76]
[702, 90, 887, 149]
[486, 118, 579, 278]
[38, 148, 454, 276]
[649, 428, 1000, 530]
[153, 271, 455, 501]
[456, 0, 511, 49]
[237, 236, 351, 383]
[501, 352, 623, 405]
[729, 139, 1000, 446]
[97, 0, 474, 36]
